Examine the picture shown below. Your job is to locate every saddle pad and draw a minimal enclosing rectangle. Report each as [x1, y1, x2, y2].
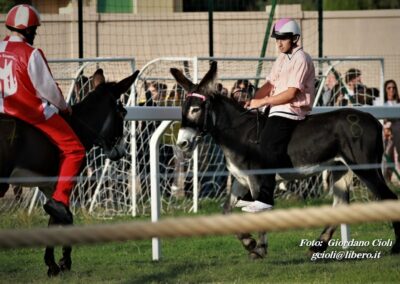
[10, 167, 55, 188]
[0, 117, 18, 146]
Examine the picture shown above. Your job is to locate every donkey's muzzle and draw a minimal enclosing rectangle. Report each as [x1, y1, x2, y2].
[106, 139, 126, 161]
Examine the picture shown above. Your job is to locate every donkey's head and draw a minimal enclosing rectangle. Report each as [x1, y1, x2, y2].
[170, 61, 218, 157]
[74, 69, 139, 161]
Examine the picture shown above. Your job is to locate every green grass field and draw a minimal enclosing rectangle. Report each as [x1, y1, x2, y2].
[1, 198, 400, 284]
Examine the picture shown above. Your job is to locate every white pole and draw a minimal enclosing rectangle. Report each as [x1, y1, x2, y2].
[89, 158, 111, 213]
[192, 147, 199, 213]
[127, 77, 138, 218]
[340, 224, 351, 249]
[150, 120, 172, 261]
[192, 58, 199, 213]
[378, 58, 385, 106]
[28, 187, 39, 215]
[130, 122, 137, 217]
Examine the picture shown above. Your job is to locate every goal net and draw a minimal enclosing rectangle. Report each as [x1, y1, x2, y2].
[0, 2, 385, 216]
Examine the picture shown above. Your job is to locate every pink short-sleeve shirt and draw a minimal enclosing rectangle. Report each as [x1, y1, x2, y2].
[266, 46, 315, 120]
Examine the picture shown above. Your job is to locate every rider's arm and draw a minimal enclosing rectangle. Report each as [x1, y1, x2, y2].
[249, 87, 299, 108]
[28, 49, 68, 112]
[249, 54, 312, 109]
[243, 77, 273, 108]
[254, 81, 273, 99]
[246, 56, 280, 108]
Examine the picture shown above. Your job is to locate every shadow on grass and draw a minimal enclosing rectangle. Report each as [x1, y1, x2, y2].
[122, 261, 208, 284]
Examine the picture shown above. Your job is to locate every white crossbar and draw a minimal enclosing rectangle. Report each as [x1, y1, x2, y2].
[124, 106, 400, 121]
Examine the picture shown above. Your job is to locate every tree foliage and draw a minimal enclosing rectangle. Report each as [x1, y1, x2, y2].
[182, 0, 400, 11]
[2, 0, 399, 14]
[277, 0, 400, 10]
[0, 0, 31, 13]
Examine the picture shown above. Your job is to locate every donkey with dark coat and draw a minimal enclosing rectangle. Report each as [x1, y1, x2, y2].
[170, 62, 400, 259]
[0, 69, 138, 276]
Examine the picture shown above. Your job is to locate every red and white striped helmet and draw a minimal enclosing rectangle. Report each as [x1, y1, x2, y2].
[5, 4, 41, 30]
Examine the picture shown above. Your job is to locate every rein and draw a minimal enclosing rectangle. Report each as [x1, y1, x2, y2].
[229, 107, 262, 144]
[71, 114, 112, 149]
[186, 93, 262, 143]
[187, 93, 211, 135]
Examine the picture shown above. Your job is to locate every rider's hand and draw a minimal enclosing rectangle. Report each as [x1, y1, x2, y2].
[61, 105, 72, 115]
[246, 98, 266, 109]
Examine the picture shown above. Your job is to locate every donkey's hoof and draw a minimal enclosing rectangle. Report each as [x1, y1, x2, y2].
[59, 257, 72, 272]
[250, 247, 267, 260]
[47, 265, 61, 277]
[241, 238, 257, 252]
[390, 240, 400, 254]
[309, 241, 328, 254]
[248, 250, 265, 260]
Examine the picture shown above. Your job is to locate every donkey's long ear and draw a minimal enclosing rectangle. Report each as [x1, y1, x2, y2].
[198, 61, 217, 93]
[111, 70, 139, 99]
[170, 68, 194, 92]
[92, 68, 106, 88]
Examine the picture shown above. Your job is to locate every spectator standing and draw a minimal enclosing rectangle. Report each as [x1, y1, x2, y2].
[167, 84, 187, 197]
[216, 82, 229, 97]
[384, 80, 400, 105]
[384, 79, 400, 182]
[136, 81, 168, 193]
[331, 83, 349, 106]
[383, 121, 398, 183]
[344, 68, 362, 98]
[230, 79, 255, 106]
[320, 71, 339, 106]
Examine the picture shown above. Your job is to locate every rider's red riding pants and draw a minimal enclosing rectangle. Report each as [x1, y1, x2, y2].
[33, 114, 85, 206]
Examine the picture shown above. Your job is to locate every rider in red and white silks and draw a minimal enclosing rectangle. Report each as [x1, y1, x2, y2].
[0, 4, 85, 223]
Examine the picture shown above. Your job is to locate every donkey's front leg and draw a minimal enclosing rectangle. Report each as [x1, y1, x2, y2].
[223, 189, 256, 252]
[45, 216, 61, 277]
[223, 181, 258, 253]
[223, 179, 250, 214]
[309, 226, 337, 253]
[45, 246, 61, 277]
[45, 212, 74, 276]
[227, 194, 257, 253]
[58, 211, 74, 272]
[58, 246, 72, 272]
[222, 190, 236, 215]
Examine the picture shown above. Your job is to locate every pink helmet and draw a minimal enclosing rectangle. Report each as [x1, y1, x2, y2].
[6, 4, 41, 30]
[271, 18, 301, 39]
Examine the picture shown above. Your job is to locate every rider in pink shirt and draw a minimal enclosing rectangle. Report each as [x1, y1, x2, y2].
[266, 45, 315, 119]
[1, 5, 85, 223]
[243, 18, 315, 213]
